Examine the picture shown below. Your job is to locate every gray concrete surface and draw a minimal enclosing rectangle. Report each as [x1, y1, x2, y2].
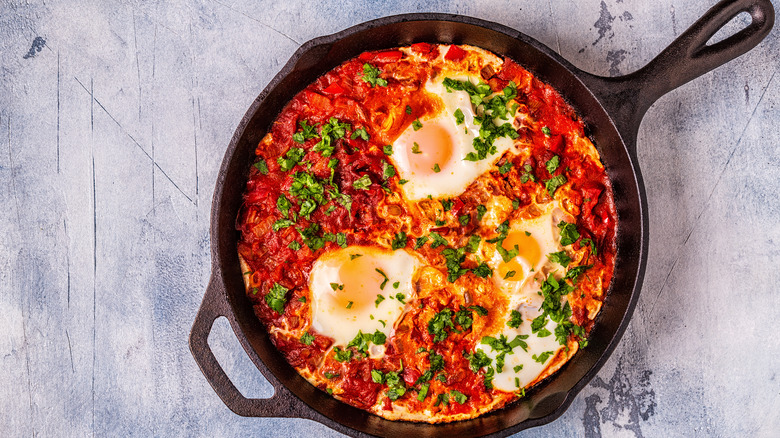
[1, 0, 778, 436]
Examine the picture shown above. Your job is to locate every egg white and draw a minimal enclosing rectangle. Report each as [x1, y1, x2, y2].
[308, 246, 421, 354]
[473, 202, 577, 392]
[390, 76, 516, 201]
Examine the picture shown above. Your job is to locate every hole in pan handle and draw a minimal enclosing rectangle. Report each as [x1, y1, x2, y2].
[580, 0, 774, 150]
[189, 275, 303, 418]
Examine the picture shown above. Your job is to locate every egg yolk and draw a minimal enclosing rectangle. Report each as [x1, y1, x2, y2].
[331, 256, 381, 315]
[498, 231, 541, 281]
[405, 120, 454, 175]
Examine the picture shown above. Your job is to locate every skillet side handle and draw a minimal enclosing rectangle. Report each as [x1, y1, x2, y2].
[189, 274, 301, 418]
[581, 0, 774, 148]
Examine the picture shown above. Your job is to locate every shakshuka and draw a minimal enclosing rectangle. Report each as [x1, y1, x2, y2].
[236, 43, 617, 423]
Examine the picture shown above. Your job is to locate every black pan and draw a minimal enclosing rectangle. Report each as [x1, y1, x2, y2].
[189, 1, 774, 436]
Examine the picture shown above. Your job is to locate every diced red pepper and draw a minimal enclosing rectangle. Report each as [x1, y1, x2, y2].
[358, 51, 374, 61]
[451, 198, 465, 215]
[411, 42, 433, 55]
[403, 368, 421, 386]
[303, 90, 333, 112]
[322, 82, 346, 95]
[497, 58, 525, 82]
[546, 134, 565, 154]
[373, 50, 403, 63]
[444, 45, 467, 61]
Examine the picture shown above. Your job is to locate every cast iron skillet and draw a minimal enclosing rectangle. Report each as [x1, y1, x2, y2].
[190, 0, 774, 436]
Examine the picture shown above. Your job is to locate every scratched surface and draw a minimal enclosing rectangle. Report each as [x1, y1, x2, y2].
[1, 0, 778, 436]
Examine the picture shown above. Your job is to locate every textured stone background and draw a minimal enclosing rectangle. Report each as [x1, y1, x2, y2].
[1, 0, 778, 436]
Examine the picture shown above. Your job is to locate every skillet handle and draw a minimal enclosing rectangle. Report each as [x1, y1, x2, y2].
[581, 0, 774, 148]
[189, 274, 302, 417]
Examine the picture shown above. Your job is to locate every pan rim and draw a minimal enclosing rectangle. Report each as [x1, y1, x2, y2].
[206, 12, 647, 438]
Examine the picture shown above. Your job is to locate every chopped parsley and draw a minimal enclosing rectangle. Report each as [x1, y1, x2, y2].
[298, 296, 306, 303]
[346, 301, 353, 309]
[411, 142, 422, 154]
[300, 331, 315, 345]
[414, 236, 428, 249]
[428, 308, 455, 342]
[391, 231, 408, 250]
[375, 268, 389, 289]
[362, 63, 387, 87]
[476, 204, 487, 222]
[405, 105, 412, 114]
[272, 218, 295, 231]
[499, 161, 512, 174]
[532, 273, 589, 347]
[351, 127, 370, 141]
[442, 78, 519, 161]
[333, 347, 353, 362]
[466, 349, 492, 372]
[520, 164, 537, 183]
[383, 144, 393, 155]
[265, 282, 289, 314]
[441, 199, 454, 211]
[417, 383, 430, 401]
[382, 160, 396, 180]
[504, 270, 516, 279]
[542, 126, 552, 137]
[412, 119, 423, 131]
[392, 281, 400, 289]
[507, 309, 523, 328]
[565, 264, 592, 282]
[533, 351, 554, 363]
[324, 372, 339, 379]
[313, 117, 350, 157]
[546, 155, 560, 174]
[450, 390, 468, 405]
[454, 305, 488, 331]
[459, 214, 470, 226]
[277, 147, 305, 172]
[329, 283, 344, 291]
[347, 330, 387, 357]
[253, 158, 269, 175]
[289, 171, 326, 208]
[557, 221, 580, 246]
[581, 237, 598, 256]
[453, 108, 465, 125]
[545, 174, 568, 197]
[292, 120, 319, 144]
[375, 294, 385, 307]
[548, 250, 572, 267]
[471, 262, 493, 278]
[441, 247, 469, 282]
[350, 253, 362, 260]
[428, 232, 448, 249]
[352, 174, 372, 190]
[384, 370, 406, 400]
[481, 333, 529, 372]
[496, 240, 520, 264]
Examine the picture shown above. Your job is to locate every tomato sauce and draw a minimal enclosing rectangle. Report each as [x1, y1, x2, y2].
[237, 45, 618, 420]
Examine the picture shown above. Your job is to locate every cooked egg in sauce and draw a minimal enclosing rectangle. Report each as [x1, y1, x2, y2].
[308, 246, 421, 355]
[473, 202, 578, 391]
[390, 75, 517, 200]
